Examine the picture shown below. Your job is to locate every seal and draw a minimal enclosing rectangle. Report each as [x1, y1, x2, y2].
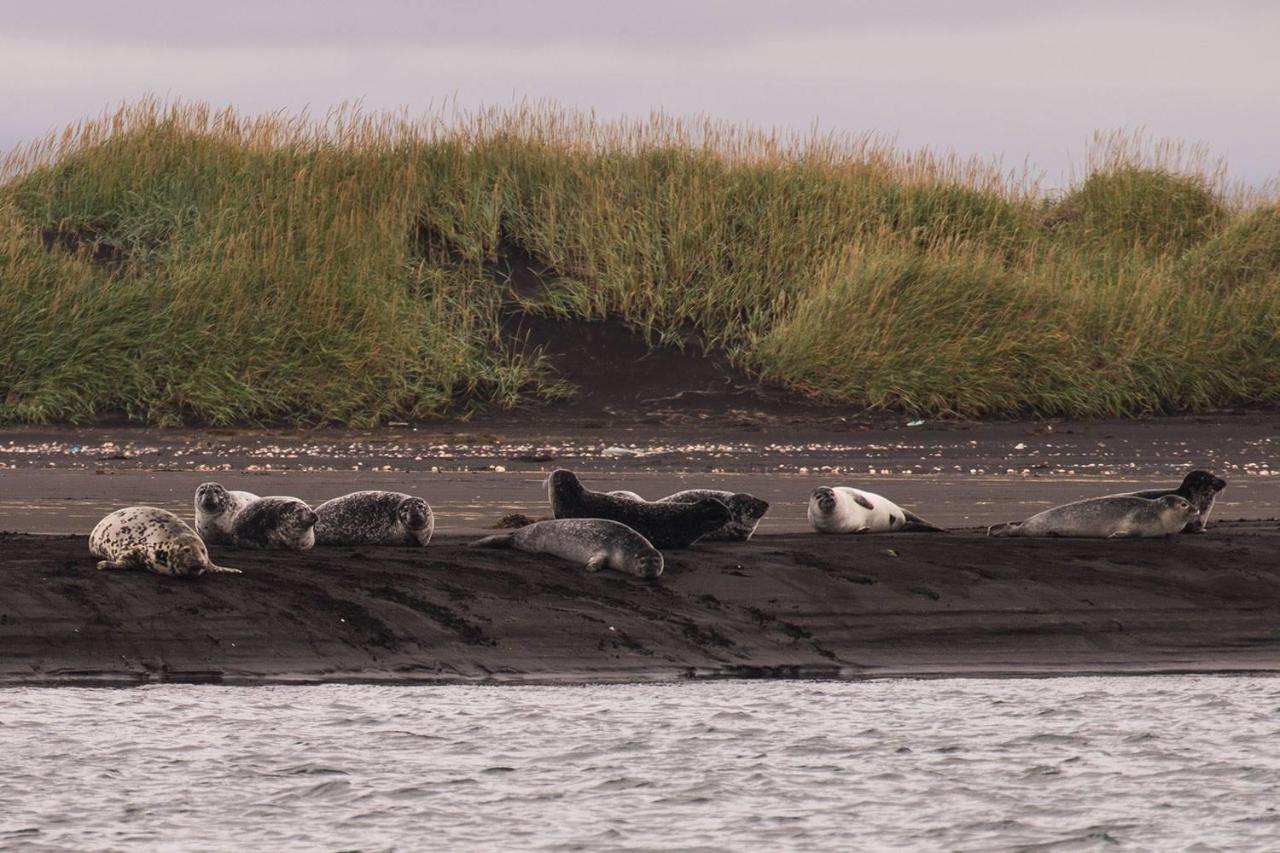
[808, 486, 942, 534]
[657, 489, 770, 542]
[226, 496, 319, 550]
[547, 470, 731, 548]
[1118, 470, 1226, 533]
[987, 494, 1198, 538]
[470, 518, 663, 578]
[89, 507, 241, 577]
[314, 490, 435, 546]
[194, 482, 259, 544]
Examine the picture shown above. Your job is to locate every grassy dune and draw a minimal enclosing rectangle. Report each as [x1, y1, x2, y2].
[1, 101, 1278, 425]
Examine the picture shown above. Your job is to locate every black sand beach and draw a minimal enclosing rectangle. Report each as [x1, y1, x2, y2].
[3, 523, 1278, 686]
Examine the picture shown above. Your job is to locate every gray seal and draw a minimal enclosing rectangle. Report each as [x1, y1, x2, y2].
[226, 496, 318, 550]
[987, 494, 1198, 538]
[657, 489, 770, 542]
[548, 470, 730, 548]
[194, 482, 259, 544]
[89, 507, 241, 577]
[1117, 470, 1226, 533]
[314, 490, 435, 546]
[470, 518, 664, 578]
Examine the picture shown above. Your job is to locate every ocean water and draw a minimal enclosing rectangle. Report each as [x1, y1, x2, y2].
[1, 677, 1278, 851]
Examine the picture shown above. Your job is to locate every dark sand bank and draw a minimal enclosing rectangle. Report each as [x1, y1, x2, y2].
[3, 525, 1278, 686]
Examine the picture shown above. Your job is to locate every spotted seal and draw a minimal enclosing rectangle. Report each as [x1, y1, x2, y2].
[987, 494, 1198, 538]
[194, 482, 259, 544]
[89, 507, 241, 577]
[226, 496, 318, 550]
[808, 486, 942, 534]
[547, 470, 730, 549]
[657, 489, 769, 542]
[1117, 470, 1226, 533]
[314, 490, 434, 546]
[470, 518, 663, 578]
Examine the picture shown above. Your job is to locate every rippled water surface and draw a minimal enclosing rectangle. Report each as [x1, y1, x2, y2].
[2, 677, 1279, 851]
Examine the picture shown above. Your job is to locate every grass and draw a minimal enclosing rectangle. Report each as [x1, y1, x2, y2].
[0, 100, 1277, 425]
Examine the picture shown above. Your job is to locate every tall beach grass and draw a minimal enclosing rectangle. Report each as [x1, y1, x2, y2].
[1, 100, 1277, 425]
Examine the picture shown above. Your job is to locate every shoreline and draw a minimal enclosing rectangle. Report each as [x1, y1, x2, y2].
[4, 526, 1278, 687]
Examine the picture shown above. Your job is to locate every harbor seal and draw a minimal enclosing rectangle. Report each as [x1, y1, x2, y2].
[987, 494, 1198, 538]
[808, 486, 942, 534]
[1118, 470, 1226, 533]
[547, 470, 731, 548]
[657, 489, 770, 542]
[193, 483, 259, 544]
[89, 507, 241, 577]
[314, 490, 434, 546]
[226, 496, 318, 550]
[470, 518, 663, 578]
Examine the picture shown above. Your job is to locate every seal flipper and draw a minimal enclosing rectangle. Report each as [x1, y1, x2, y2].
[986, 522, 1020, 537]
[205, 564, 243, 574]
[900, 510, 944, 533]
[853, 494, 875, 510]
[468, 534, 514, 548]
[97, 550, 146, 571]
[585, 554, 608, 573]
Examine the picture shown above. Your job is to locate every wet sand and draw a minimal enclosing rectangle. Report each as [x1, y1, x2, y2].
[3, 413, 1279, 535]
[3, 524, 1279, 686]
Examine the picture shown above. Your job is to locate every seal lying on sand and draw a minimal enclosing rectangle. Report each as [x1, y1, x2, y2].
[470, 518, 664, 579]
[90, 507, 241, 577]
[548, 470, 730, 548]
[194, 483, 259, 544]
[808, 486, 942, 534]
[987, 495, 1198, 538]
[610, 488, 770, 542]
[315, 491, 434, 546]
[226, 496, 318, 550]
[1116, 470, 1226, 533]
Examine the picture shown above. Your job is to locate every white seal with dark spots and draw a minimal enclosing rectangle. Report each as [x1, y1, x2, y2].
[1116, 470, 1226, 534]
[808, 486, 942, 534]
[470, 518, 663, 578]
[194, 482, 259, 544]
[548, 470, 730, 549]
[314, 490, 435, 547]
[226, 496, 318, 550]
[987, 494, 1198, 538]
[89, 507, 241, 577]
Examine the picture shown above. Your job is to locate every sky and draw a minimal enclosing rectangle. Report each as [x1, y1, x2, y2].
[2, 0, 1278, 187]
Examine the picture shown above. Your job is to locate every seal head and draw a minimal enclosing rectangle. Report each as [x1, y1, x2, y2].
[658, 488, 770, 542]
[547, 470, 730, 549]
[1125, 469, 1226, 533]
[228, 497, 318, 550]
[314, 490, 435, 547]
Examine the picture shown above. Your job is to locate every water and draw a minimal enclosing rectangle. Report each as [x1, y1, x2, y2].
[1, 677, 1278, 851]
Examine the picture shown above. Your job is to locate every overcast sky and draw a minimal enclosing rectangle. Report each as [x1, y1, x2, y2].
[2, 0, 1277, 187]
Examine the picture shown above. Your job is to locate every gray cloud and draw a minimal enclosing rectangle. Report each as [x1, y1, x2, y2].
[2, 1, 1277, 187]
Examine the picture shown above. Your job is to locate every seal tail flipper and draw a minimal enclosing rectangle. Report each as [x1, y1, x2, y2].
[206, 564, 243, 574]
[468, 534, 515, 549]
[901, 511, 944, 533]
[986, 522, 1020, 537]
